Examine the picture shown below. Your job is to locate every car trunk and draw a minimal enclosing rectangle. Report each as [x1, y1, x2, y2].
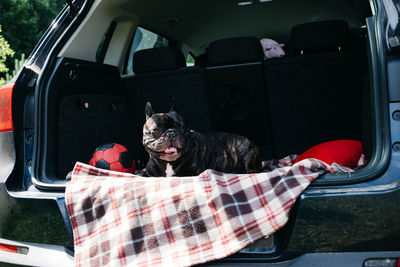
[33, 40, 376, 186]
[33, 2, 384, 190]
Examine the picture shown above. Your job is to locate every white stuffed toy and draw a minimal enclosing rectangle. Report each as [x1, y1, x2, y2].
[260, 38, 285, 59]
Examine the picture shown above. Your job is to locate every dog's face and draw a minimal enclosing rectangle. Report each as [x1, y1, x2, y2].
[143, 102, 189, 162]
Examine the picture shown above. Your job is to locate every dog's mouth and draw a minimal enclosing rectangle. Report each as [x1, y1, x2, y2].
[149, 146, 180, 154]
[160, 146, 181, 161]
[163, 146, 178, 155]
[147, 145, 182, 161]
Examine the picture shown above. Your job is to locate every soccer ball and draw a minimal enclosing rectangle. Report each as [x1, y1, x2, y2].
[89, 143, 135, 173]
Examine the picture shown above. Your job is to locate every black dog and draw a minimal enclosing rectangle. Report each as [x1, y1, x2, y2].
[142, 102, 261, 177]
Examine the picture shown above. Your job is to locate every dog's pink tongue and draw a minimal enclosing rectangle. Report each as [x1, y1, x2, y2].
[164, 147, 177, 154]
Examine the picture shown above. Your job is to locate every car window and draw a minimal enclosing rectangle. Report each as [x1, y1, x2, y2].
[186, 54, 195, 67]
[124, 27, 169, 75]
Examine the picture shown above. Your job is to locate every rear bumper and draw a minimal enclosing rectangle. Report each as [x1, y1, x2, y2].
[0, 238, 74, 267]
[0, 237, 399, 267]
[205, 251, 400, 266]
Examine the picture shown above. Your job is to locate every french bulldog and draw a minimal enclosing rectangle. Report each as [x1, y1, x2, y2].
[142, 102, 261, 177]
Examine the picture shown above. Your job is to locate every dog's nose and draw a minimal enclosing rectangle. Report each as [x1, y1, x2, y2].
[166, 131, 177, 140]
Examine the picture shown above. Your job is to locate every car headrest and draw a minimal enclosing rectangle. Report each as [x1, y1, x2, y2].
[207, 36, 264, 66]
[132, 47, 187, 74]
[291, 20, 350, 54]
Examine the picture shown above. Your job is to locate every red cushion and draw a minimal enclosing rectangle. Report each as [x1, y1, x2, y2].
[293, 140, 364, 168]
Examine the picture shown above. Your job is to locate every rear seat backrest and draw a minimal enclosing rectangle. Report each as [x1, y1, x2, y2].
[123, 47, 211, 163]
[206, 36, 273, 159]
[207, 36, 265, 66]
[291, 20, 350, 54]
[265, 20, 366, 158]
[132, 47, 187, 74]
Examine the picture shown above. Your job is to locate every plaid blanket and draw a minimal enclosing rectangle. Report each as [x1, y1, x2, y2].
[66, 155, 364, 267]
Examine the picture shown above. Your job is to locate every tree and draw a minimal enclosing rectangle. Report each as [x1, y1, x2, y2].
[0, 25, 14, 86]
[0, 0, 65, 76]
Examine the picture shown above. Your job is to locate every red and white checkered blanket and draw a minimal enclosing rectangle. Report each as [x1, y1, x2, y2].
[66, 155, 364, 267]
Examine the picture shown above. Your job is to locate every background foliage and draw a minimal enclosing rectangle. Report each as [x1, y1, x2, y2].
[0, 0, 65, 85]
[0, 25, 14, 85]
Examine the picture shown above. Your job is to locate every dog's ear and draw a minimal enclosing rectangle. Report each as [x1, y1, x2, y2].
[145, 102, 154, 120]
[169, 97, 178, 113]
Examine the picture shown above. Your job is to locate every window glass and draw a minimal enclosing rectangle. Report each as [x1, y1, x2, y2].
[186, 54, 195, 67]
[125, 27, 169, 75]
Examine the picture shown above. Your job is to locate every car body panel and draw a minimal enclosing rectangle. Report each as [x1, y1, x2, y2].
[289, 188, 400, 254]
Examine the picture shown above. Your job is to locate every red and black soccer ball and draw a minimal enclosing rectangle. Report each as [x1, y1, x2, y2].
[89, 143, 135, 173]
